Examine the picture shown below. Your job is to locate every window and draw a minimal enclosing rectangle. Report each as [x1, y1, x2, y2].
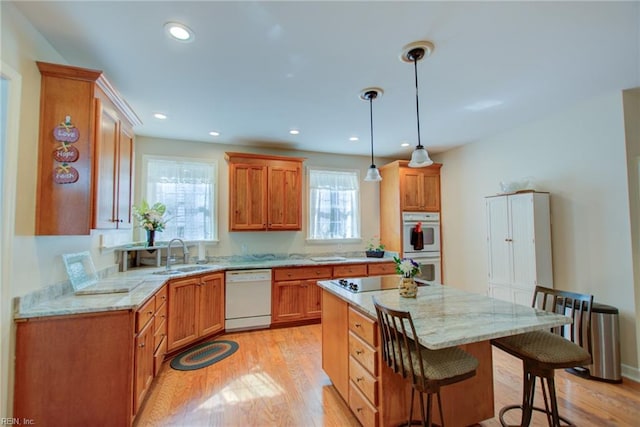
[308, 168, 360, 240]
[142, 156, 217, 241]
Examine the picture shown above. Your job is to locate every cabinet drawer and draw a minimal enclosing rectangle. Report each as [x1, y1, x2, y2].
[334, 264, 368, 278]
[274, 266, 332, 281]
[348, 307, 377, 346]
[367, 262, 396, 276]
[154, 301, 167, 332]
[153, 335, 167, 376]
[136, 296, 155, 333]
[349, 380, 379, 427]
[349, 331, 378, 376]
[349, 355, 378, 405]
[155, 285, 168, 309]
[154, 315, 167, 352]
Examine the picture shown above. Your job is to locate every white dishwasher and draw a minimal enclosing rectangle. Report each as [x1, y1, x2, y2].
[225, 269, 272, 331]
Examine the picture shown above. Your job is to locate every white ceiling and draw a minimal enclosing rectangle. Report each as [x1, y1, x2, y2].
[12, 1, 640, 159]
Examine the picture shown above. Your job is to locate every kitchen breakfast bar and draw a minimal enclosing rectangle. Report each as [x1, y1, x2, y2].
[317, 276, 570, 427]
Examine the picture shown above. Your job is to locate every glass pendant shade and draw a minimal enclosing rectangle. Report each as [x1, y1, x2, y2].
[408, 145, 433, 167]
[364, 165, 382, 182]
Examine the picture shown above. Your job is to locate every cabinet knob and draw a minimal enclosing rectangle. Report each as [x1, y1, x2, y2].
[356, 407, 363, 413]
[356, 376, 364, 382]
[148, 310, 153, 315]
[355, 349, 363, 355]
[354, 323, 361, 328]
[139, 342, 145, 348]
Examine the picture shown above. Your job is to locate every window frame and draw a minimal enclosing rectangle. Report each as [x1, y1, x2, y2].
[306, 166, 362, 243]
[140, 154, 218, 243]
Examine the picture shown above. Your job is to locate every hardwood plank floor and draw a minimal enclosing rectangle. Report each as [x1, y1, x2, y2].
[135, 325, 640, 427]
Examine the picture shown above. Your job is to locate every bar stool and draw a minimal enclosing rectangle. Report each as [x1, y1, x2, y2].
[373, 297, 479, 427]
[491, 286, 593, 427]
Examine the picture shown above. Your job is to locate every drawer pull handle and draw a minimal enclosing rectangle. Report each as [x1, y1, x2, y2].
[356, 376, 364, 382]
[354, 323, 361, 328]
[356, 407, 363, 413]
[356, 349, 363, 355]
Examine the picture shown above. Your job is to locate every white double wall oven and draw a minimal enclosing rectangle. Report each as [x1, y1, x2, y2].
[402, 212, 441, 284]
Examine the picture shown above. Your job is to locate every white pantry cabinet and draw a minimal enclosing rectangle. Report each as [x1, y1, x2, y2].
[486, 191, 553, 306]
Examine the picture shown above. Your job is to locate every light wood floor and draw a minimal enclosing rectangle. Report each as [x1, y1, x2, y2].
[135, 324, 640, 427]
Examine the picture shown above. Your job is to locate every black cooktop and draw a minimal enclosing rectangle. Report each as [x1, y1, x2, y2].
[330, 275, 404, 293]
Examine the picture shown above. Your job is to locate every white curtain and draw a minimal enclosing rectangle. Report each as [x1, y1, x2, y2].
[308, 169, 360, 239]
[145, 158, 216, 241]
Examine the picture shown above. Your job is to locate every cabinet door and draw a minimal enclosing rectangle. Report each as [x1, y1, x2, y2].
[167, 277, 200, 351]
[486, 196, 511, 285]
[94, 100, 119, 229]
[134, 318, 154, 414]
[230, 163, 268, 230]
[268, 165, 301, 230]
[116, 124, 134, 229]
[198, 273, 225, 337]
[400, 169, 424, 211]
[421, 173, 441, 212]
[302, 280, 322, 319]
[508, 194, 537, 288]
[272, 280, 303, 323]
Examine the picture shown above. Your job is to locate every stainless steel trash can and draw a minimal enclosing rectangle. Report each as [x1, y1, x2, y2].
[588, 303, 622, 383]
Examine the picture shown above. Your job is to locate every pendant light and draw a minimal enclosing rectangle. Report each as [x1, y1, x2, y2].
[360, 87, 383, 182]
[401, 41, 435, 168]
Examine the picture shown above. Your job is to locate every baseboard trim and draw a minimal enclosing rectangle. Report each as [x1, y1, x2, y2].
[622, 364, 640, 383]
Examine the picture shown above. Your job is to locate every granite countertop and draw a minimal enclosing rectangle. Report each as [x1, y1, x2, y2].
[14, 256, 395, 320]
[317, 277, 571, 350]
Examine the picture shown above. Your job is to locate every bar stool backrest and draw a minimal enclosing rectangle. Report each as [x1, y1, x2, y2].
[532, 285, 594, 357]
[373, 298, 426, 388]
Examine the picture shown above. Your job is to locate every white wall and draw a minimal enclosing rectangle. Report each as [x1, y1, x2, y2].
[437, 90, 639, 374]
[135, 137, 388, 258]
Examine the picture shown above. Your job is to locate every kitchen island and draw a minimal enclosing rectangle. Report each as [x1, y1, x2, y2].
[317, 276, 570, 427]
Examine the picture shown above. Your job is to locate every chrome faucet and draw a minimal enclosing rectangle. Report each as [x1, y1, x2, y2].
[166, 238, 189, 271]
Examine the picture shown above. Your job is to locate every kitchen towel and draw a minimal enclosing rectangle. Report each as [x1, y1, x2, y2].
[410, 222, 424, 250]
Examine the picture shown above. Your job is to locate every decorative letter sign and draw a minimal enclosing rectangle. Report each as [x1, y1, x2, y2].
[52, 116, 80, 184]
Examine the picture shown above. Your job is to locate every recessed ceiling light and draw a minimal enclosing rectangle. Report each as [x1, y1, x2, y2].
[349, 137, 359, 142]
[164, 22, 194, 42]
[289, 129, 300, 135]
[154, 113, 167, 120]
[401, 142, 410, 147]
[209, 131, 220, 136]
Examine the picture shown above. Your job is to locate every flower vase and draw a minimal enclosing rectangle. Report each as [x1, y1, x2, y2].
[146, 230, 155, 248]
[399, 276, 418, 298]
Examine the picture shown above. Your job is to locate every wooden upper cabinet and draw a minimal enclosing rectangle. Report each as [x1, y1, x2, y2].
[229, 163, 268, 230]
[400, 166, 441, 212]
[226, 152, 305, 231]
[35, 61, 141, 235]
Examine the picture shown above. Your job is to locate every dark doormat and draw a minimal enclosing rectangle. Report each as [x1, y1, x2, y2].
[170, 340, 239, 371]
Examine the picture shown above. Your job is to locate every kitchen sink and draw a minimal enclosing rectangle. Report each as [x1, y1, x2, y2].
[152, 265, 215, 275]
[176, 265, 212, 273]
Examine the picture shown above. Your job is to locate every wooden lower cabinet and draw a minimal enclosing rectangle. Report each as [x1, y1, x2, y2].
[272, 267, 331, 326]
[134, 317, 155, 412]
[320, 289, 495, 427]
[167, 272, 224, 351]
[14, 310, 135, 426]
[367, 262, 396, 276]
